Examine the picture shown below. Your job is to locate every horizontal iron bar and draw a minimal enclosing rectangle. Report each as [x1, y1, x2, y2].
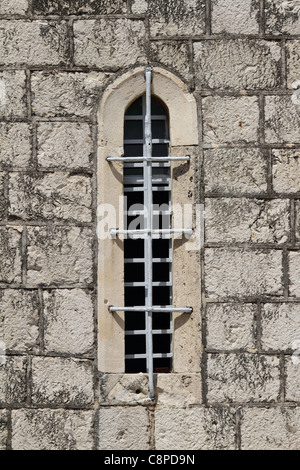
[125, 329, 173, 335]
[109, 306, 192, 313]
[110, 228, 193, 236]
[107, 156, 191, 162]
[125, 353, 173, 359]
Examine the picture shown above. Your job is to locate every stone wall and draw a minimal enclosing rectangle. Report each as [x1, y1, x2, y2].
[1, 0, 300, 450]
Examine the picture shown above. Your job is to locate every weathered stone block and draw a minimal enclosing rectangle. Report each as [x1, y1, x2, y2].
[204, 148, 268, 195]
[0, 0, 28, 14]
[132, 0, 206, 37]
[0, 71, 27, 118]
[211, 0, 259, 34]
[202, 96, 259, 144]
[37, 122, 92, 169]
[0, 227, 22, 284]
[206, 303, 256, 350]
[43, 289, 94, 355]
[155, 407, 236, 450]
[289, 252, 300, 296]
[207, 353, 280, 402]
[272, 149, 300, 193]
[261, 303, 300, 351]
[11, 409, 94, 450]
[205, 198, 290, 244]
[205, 248, 283, 298]
[0, 123, 31, 169]
[0, 410, 8, 450]
[31, 357, 94, 406]
[150, 41, 191, 82]
[286, 357, 300, 401]
[241, 407, 300, 449]
[9, 172, 92, 222]
[31, 71, 110, 118]
[286, 40, 300, 89]
[0, 289, 39, 351]
[0, 356, 27, 405]
[26, 226, 93, 286]
[98, 407, 151, 450]
[265, 96, 300, 144]
[265, 0, 300, 35]
[194, 40, 281, 90]
[296, 201, 300, 241]
[32, 0, 127, 14]
[74, 19, 146, 68]
[0, 173, 5, 220]
[0, 21, 69, 66]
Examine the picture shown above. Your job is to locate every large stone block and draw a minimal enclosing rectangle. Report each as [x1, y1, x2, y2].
[289, 252, 300, 296]
[0, 410, 8, 450]
[286, 357, 300, 401]
[149, 41, 191, 82]
[211, 0, 259, 34]
[32, 0, 127, 14]
[194, 40, 281, 90]
[203, 96, 259, 144]
[31, 357, 94, 406]
[296, 201, 300, 241]
[0, 123, 31, 169]
[265, 96, 300, 144]
[26, 226, 94, 286]
[265, 0, 300, 35]
[11, 409, 94, 450]
[207, 353, 280, 402]
[262, 303, 300, 351]
[286, 40, 300, 89]
[43, 289, 94, 355]
[0, 0, 28, 14]
[205, 248, 283, 298]
[0, 289, 39, 351]
[8, 172, 92, 222]
[0, 21, 69, 66]
[0, 71, 27, 119]
[37, 122, 93, 170]
[272, 149, 300, 193]
[74, 19, 146, 68]
[0, 357, 27, 405]
[0, 227, 22, 284]
[0, 173, 5, 220]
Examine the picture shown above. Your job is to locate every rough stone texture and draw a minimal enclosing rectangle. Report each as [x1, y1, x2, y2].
[8, 172, 92, 222]
[272, 149, 300, 193]
[194, 40, 281, 90]
[0, 21, 69, 66]
[204, 148, 268, 195]
[32, 0, 127, 15]
[206, 303, 256, 350]
[11, 409, 94, 450]
[0, 356, 27, 405]
[265, 0, 300, 35]
[0, 227, 22, 284]
[241, 407, 300, 450]
[289, 252, 300, 296]
[26, 226, 93, 286]
[265, 96, 300, 144]
[0, 172, 5, 220]
[0, 289, 39, 351]
[98, 407, 151, 450]
[0, 70, 27, 118]
[155, 407, 236, 450]
[211, 0, 259, 34]
[0, 0, 29, 14]
[296, 201, 300, 240]
[31, 357, 94, 406]
[286, 357, 300, 401]
[0, 123, 31, 169]
[37, 122, 92, 170]
[43, 289, 94, 355]
[286, 40, 300, 89]
[74, 19, 146, 69]
[205, 198, 290, 244]
[261, 303, 300, 351]
[207, 353, 280, 402]
[205, 248, 283, 298]
[31, 71, 110, 118]
[202, 96, 259, 144]
[0, 410, 8, 450]
[150, 41, 192, 82]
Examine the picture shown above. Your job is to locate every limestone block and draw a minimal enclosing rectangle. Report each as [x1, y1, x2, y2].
[206, 303, 256, 350]
[205, 198, 290, 244]
[32, 0, 127, 14]
[0, 410, 8, 450]
[0, 0, 28, 14]
[150, 41, 191, 82]
[265, 0, 300, 35]
[241, 407, 300, 449]
[98, 407, 151, 450]
[74, 19, 146, 68]
[37, 122, 92, 169]
[286, 357, 300, 401]
[31, 357, 94, 406]
[0, 71, 27, 118]
[0, 357, 27, 405]
[26, 226, 93, 286]
[0, 20, 69, 66]
[31, 71, 110, 118]
[202, 96, 259, 144]
[0, 227, 22, 284]
[155, 406, 236, 450]
[11, 409, 94, 450]
[43, 289, 94, 355]
[296, 201, 300, 241]
[265, 96, 300, 144]
[272, 149, 300, 193]
[204, 148, 267, 195]
[0, 289, 39, 351]
[211, 0, 259, 34]
[207, 353, 280, 402]
[9, 172, 92, 222]
[289, 252, 300, 296]
[205, 248, 283, 298]
[0, 172, 5, 220]
[194, 40, 281, 90]
[0, 123, 31, 169]
[262, 303, 300, 351]
[286, 40, 300, 89]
